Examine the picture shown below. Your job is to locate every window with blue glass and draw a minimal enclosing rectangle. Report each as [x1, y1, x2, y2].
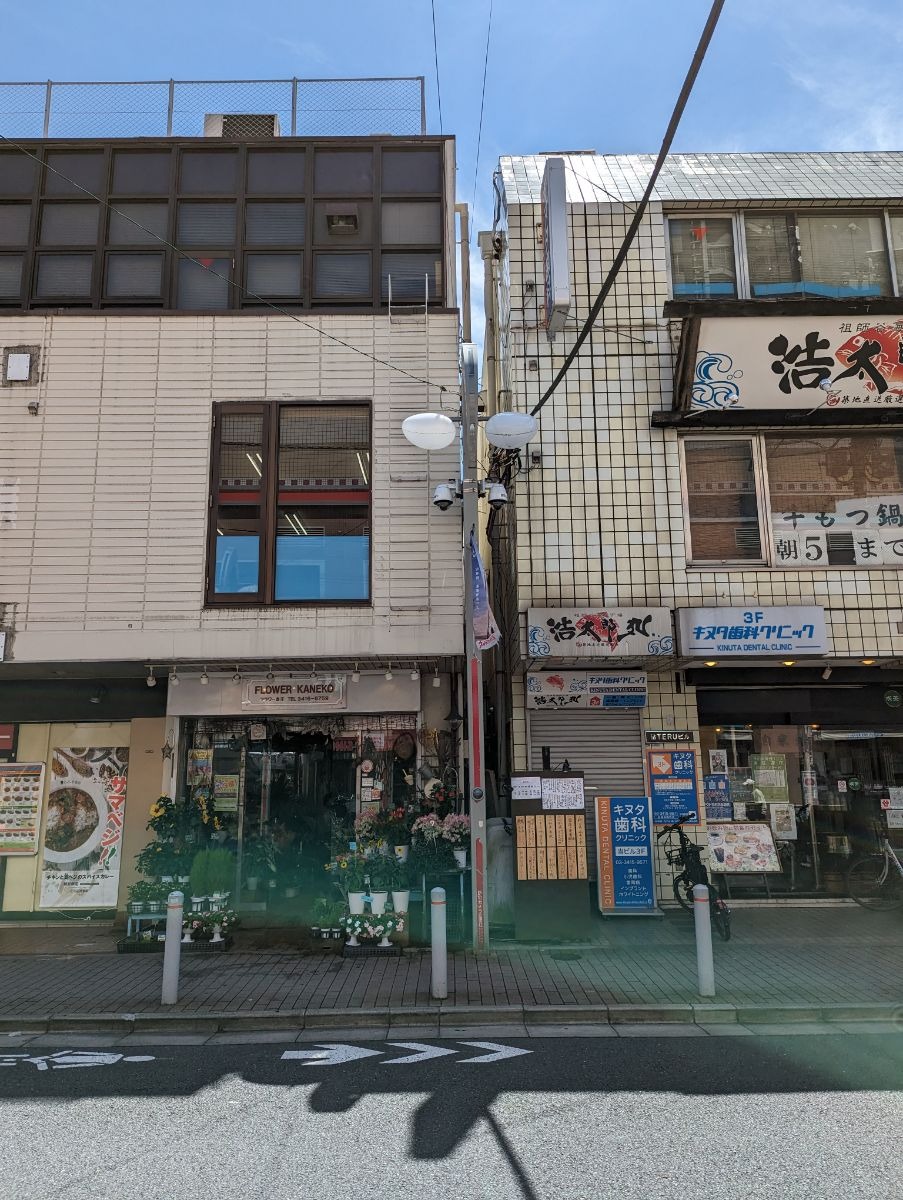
[208, 401, 370, 605]
[746, 212, 891, 299]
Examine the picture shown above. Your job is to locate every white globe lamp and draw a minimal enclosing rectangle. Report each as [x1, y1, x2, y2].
[401, 412, 457, 450]
[484, 411, 538, 449]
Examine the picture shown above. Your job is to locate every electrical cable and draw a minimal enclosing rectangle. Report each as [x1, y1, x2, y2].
[0, 134, 451, 397]
[530, 0, 726, 418]
[471, 0, 493, 213]
[431, 0, 444, 134]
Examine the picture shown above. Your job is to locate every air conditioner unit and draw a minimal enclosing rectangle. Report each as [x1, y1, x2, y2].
[203, 113, 281, 139]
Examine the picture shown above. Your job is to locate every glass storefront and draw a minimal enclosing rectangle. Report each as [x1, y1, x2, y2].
[699, 721, 903, 896]
[179, 714, 419, 905]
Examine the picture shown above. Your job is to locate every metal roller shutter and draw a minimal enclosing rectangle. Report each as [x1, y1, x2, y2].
[529, 710, 646, 882]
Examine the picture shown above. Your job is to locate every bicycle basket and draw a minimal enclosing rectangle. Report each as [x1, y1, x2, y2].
[664, 844, 683, 866]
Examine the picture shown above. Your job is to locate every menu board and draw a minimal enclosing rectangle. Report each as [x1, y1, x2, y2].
[707, 822, 781, 873]
[0, 763, 45, 855]
[515, 813, 587, 881]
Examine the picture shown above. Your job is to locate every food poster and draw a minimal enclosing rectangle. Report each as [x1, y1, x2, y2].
[0, 763, 45, 855]
[39, 747, 129, 909]
[707, 822, 781, 874]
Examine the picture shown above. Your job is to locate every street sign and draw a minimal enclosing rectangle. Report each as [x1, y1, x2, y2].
[645, 730, 693, 745]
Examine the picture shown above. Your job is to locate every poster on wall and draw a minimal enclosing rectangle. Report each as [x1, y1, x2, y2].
[703, 774, 732, 821]
[0, 763, 45, 855]
[770, 803, 798, 840]
[187, 749, 213, 790]
[647, 749, 699, 825]
[526, 672, 647, 710]
[595, 796, 657, 913]
[749, 754, 790, 804]
[213, 774, 239, 812]
[707, 822, 781, 873]
[39, 747, 129, 909]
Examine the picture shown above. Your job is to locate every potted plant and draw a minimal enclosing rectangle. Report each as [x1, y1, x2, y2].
[386, 859, 411, 914]
[126, 879, 167, 915]
[368, 858, 393, 915]
[443, 813, 471, 869]
[206, 847, 235, 903]
[383, 806, 411, 861]
[329, 853, 368, 914]
[354, 809, 380, 856]
[189, 850, 211, 910]
[243, 833, 276, 892]
[341, 912, 405, 948]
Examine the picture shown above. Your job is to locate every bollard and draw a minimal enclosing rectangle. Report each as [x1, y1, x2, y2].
[161, 889, 184, 1005]
[692, 883, 715, 998]
[430, 886, 448, 1000]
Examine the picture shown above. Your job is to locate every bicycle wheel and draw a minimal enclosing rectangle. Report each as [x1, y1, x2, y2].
[711, 898, 732, 942]
[673, 876, 693, 912]
[848, 855, 903, 910]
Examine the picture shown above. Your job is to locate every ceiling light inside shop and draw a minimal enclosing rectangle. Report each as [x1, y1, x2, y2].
[704, 660, 718, 667]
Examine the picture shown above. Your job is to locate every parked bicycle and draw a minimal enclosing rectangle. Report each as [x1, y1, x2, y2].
[657, 816, 732, 941]
[847, 837, 903, 910]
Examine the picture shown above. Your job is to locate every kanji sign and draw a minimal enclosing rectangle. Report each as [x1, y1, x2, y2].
[526, 671, 647, 709]
[527, 608, 672, 658]
[595, 796, 656, 913]
[648, 749, 700, 825]
[686, 316, 903, 410]
[677, 607, 827, 656]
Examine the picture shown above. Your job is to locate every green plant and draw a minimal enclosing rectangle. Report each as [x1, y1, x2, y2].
[384, 858, 411, 890]
[206, 848, 236, 893]
[340, 912, 405, 939]
[189, 850, 211, 897]
[127, 879, 170, 907]
[367, 857, 395, 891]
[243, 833, 277, 877]
[326, 852, 368, 892]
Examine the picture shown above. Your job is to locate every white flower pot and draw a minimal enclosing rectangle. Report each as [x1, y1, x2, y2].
[378, 935, 392, 948]
[370, 891, 388, 915]
[391, 889, 410, 914]
[161, 875, 174, 884]
[181, 930, 193, 944]
[346, 934, 359, 947]
[348, 891, 366, 914]
[211, 923, 223, 944]
[394, 845, 409, 863]
[453, 848, 468, 869]
[190, 896, 206, 912]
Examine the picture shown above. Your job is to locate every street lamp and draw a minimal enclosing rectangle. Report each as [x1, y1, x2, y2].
[402, 344, 536, 949]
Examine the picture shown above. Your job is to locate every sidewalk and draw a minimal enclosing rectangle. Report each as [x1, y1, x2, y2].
[1, 908, 901, 1031]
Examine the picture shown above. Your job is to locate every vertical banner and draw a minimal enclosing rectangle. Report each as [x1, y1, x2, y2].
[469, 532, 501, 650]
[39, 747, 129, 909]
[595, 796, 657, 913]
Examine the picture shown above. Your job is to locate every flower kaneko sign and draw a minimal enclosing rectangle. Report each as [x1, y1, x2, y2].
[527, 609, 672, 658]
[687, 316, 903, 411]
[242, 676, 346, 710]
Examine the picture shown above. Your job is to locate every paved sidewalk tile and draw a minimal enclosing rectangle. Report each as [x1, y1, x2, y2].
[526, 1025, 617, 1038]
[614, 1024, 708, 1037]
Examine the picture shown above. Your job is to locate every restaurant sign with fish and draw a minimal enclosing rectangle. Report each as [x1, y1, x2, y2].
[39, 746, 129, 909]
[685, 316, 903, 410]
[527, 671, 647, 710]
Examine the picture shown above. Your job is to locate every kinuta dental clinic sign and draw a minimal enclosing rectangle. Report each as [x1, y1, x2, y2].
[242, 676, 347, 710]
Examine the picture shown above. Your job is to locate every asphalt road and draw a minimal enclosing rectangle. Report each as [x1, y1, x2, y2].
[1, 1032, 901, 1200]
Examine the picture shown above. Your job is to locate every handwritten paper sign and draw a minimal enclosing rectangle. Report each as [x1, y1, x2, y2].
[541, 776, 585, 811]
[511, 775, 542, 801]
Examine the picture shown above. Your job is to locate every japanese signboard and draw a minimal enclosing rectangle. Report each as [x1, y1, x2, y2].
[242, 676, 346, 711]
[595, 796, 657, 913]
[703, 774, 733, 821]
[677, 606, 827, 656]
[686, 316, 903, 411]
[707, 822, 781, 873]
[527, 608, 673, 658]
[39, 747, 129, 909]
[0, 763, 44, 855]
[770, 494, 903, 568]
[748, 753, 790, 804]
[510, 773, 585, 809]
[213, 774, 239, 811]
[541, 157, 570, 336]
[526, 671, 647, 710]
[515, 812, 588, 881]
[647, 749, 700, 825]
[645, 730, 693, 745]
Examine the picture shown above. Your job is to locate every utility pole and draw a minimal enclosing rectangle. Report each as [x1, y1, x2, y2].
[461, 341, 487, 950]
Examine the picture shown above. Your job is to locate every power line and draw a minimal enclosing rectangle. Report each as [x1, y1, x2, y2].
[0, 135, 450, 397]
[472, 0, 494, 213]
[530, 0, 726, 418]
[431, 0, 444, 134]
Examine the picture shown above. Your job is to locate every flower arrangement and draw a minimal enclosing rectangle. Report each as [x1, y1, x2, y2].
[340, 912, 405, 940]
[325, 852, 368, 893]
[381, 806, 411, 843]
[442, 813, 470, 848]
[208, 908, 239, 934]
[354, 810, 381, 844]
[411, 813, 444, 844]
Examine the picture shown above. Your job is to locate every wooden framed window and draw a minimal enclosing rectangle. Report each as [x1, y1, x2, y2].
[207, 400, 371, 606]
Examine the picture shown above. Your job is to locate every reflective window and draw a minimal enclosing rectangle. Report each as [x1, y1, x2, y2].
[668, 217, 736, 297]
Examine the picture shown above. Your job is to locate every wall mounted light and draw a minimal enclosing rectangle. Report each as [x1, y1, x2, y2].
[266, 665, 275, 681]
[704, 660, 718, 667]
[861, 658, 876, 666]
[146, 667, 156, 688]
[385, 664, 394, 681]
[89, 684, 107, 705]
[232, 667, 242, 684]
[782, 660, 796, 667]
[432, 669, 441, 688]
[200, 667, 209, 685]
[351, 663, 361, 684]
[168, 668, 179, 687]
[822, 666, 833, 680]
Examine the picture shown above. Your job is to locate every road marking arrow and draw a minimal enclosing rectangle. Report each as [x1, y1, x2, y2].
[457, 1041, 533, 1064]
[281, 1044, 382, 1067]
[383, 1042, 458, 1065]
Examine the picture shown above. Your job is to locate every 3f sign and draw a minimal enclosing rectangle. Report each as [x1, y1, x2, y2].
[541, 157, 570, 338]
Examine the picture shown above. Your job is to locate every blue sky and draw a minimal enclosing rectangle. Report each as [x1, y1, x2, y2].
[7, 0, 901, 330]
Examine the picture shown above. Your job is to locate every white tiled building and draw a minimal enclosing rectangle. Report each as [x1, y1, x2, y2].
[488, 151, 903, 906]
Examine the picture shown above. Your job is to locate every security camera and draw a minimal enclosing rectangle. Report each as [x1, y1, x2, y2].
[432, 483, 455, 511]
[487, 482, 508, 511]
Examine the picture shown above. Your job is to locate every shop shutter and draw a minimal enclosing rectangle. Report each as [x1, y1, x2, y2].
[528, 710, 645, 884]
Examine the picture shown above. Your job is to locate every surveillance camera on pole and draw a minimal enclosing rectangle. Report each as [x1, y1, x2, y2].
[432, 483, 455, 511]
[487, 482, 508, 510]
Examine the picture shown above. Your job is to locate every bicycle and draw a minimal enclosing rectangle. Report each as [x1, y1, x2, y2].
[657, 816, 732, 941]
[847, 838, 903, 911]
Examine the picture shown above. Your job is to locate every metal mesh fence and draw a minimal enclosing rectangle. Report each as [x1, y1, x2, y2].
[0, 78, 426, 139]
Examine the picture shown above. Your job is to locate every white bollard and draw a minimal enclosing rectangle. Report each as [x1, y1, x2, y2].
[692, 883, 716, 998]
[161, 889, 184, 1005]
[430, 886, 448, 1000]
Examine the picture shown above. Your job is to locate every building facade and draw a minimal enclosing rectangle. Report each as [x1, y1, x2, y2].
[0, 100, 465, 920]
[488, 151, 903, 911]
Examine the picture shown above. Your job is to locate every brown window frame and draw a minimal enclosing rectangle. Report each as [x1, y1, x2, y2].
[206, 399, 373, 608]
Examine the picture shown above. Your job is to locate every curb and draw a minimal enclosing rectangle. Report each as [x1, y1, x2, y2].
[0, 1001, 899, 1036]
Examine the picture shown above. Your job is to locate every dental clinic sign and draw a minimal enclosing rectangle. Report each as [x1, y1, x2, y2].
[677, 607, 828, 657]
[242, 676, 347, 711]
